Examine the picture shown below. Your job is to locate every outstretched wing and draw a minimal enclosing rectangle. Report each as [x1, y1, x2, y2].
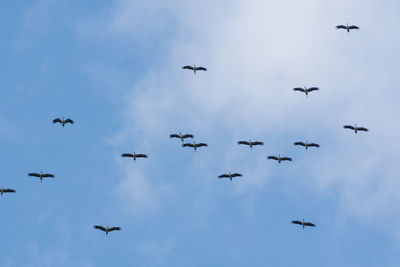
[65, 119, 74, 124]
[294, 142, 306, 146]
[238, 141, 250, 145]
[348, 25, 359, 30]
[267, 156, 279, 160]
[28, 173, 40, 177]
[356, 127, 368, 132]
[3, 189, 15, 193]
[336, 25, 347, 29]
[308, 143, 320, 147]
[196, 143, 208, 147]
[304, 222, 316, 227]
[195, 67, 207, 71]
[94, 225, 106, 232]
[183, 143, 194, 148]
[108, 227, 121, 232]
[121, 153, 134, 158]
[53, 118, 62, 124]
[231, 173, 242, 177]
[343, 125, 355, 130]
[251, 141, 264, 146]
[307, 87, 319, 92]
[182, 134, 194, 139]
[293, 88, 306, 92]
[291, 220, 303, 225]
[42, 174, 55, 178]
[281, 157, 292, 161]
[135, 154, 148, 158]
[182, 65, 194, 70]
[218, 174, 229, 178]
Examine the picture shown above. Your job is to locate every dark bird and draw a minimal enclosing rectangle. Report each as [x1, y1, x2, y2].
[0, 188, 16, 196]
[293, 86, 319, 97]
[267, 154, 292, 163]
[343, 124, 368, 134]
[28, 172, 55, 182]
[218, 172, 242, 181]
[182, 141, 208, 152]
[170, 132, 194, 143]
[238, 140, 264, 149]
[291, 219, 316, 229]
[93, 225, 121, 236]
[182, 64, 207, 74]
[53, 117, 74, 128]
[294, 141, 320, 150]
[121, 152, 148, 162]
[336, 23, 359, 32]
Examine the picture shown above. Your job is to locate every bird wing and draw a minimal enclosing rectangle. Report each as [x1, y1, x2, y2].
[182, 134, 194, 139]
[136, 154, 148, 158]
[281, 157, 292, 161]
[65, 119, 74, 124]
[231, 173, 242, 177]
[343, 125, 355, 130]
[170, 134, 180, 138]
[52, 118, 62, 124]
[309, 143, 320, 147]
[293, 88, 306, 92]
[308, 87, 319, 92]
[3, 189, 15, 193]
[182, 65, 194, 70]
[121, 153, 134, 158]
[108, 227, 121, 232]
[268, 156, 279, 160]
[348, 25, 359, 29]
[42, 174, 55, 178]
[195, 67, 207, 71]
[196, 143, 208, 147]
[294, 142, 306, 146]
[336, 25, 346, 29]
[238, 141, 250, 145]
[218, 174, 229, 178]
[304, 222, 316, 227]
[251, 141, 264, 146]
[183, 143, 194, 147]
[28, 173, 40, 177]
[356, 127, 368, 132]
[291, 220, 303, 225]
[94, 225, 106, 231]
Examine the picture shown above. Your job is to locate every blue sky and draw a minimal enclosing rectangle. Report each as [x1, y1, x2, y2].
[1, 0, 400, 266]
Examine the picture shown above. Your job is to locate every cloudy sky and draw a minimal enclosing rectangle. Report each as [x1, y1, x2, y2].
[1, 0, 400, 266]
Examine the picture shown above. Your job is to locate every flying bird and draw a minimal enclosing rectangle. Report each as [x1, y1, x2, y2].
[0, 188, 15, 196]
[182, 142, 208, 152]
[93, 225, 121, 236]
[218, 172, 242, 181]
[291, 219, 316, 229]
[170, 132, 194, 143]
[53, 117, 74, 128]
[267, 155, 292, 163]
[294, 141, 320, 150]
[336, 23, 359, 32]
[182, 64, 207, 74]
[293, 86, 319, 97]
[121, 152, 148, 162]
[28, 172, 55, 182]
[343, 124, 368, 134]
[238, 140, 264, 149]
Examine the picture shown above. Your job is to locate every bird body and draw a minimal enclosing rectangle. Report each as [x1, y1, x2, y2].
[336, 23, 359, 32]
[94, 225, 121, 236]
[28, 172, 55, 182]
[291, 219, 316, 229]
[267, 154, 292, 163]
[182, 142, 208, 152]
[182, 64, 207, 74]
[121, 152, 148, 162]
[170, 132, 194, 143]
[238, 140, 264, 149]
[294, 141, 320, 150]
[218, 172, 242, 181]
[53, 117, 74, 128]
[0, 188, 16, 195]
[343, 124, 368, 134]
[293, 86, 319, 97]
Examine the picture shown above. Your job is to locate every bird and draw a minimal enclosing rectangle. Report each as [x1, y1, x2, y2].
[336, 23, 359, 32]
[28, 172, 55, 182]
[267, 155, 292, 163]
[294, 141, 320, 150]
[182, 141, 208, 152]
[53, 117, 74, 128]
[238, 140, 264, 149]
[291, 219, 316, 229]
[182, 64, 207, 74]
[93, 225, 121, 236]
[293, 86, 319, 97]
[0, 188, 16, 196]
[121, 152, 148, 162]
[170, 132, 194, 143]
[218, 172, 242, 181]
[343, 124, 368, 134]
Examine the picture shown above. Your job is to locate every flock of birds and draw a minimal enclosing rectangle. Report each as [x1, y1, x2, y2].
[1, 23, 366, 236]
